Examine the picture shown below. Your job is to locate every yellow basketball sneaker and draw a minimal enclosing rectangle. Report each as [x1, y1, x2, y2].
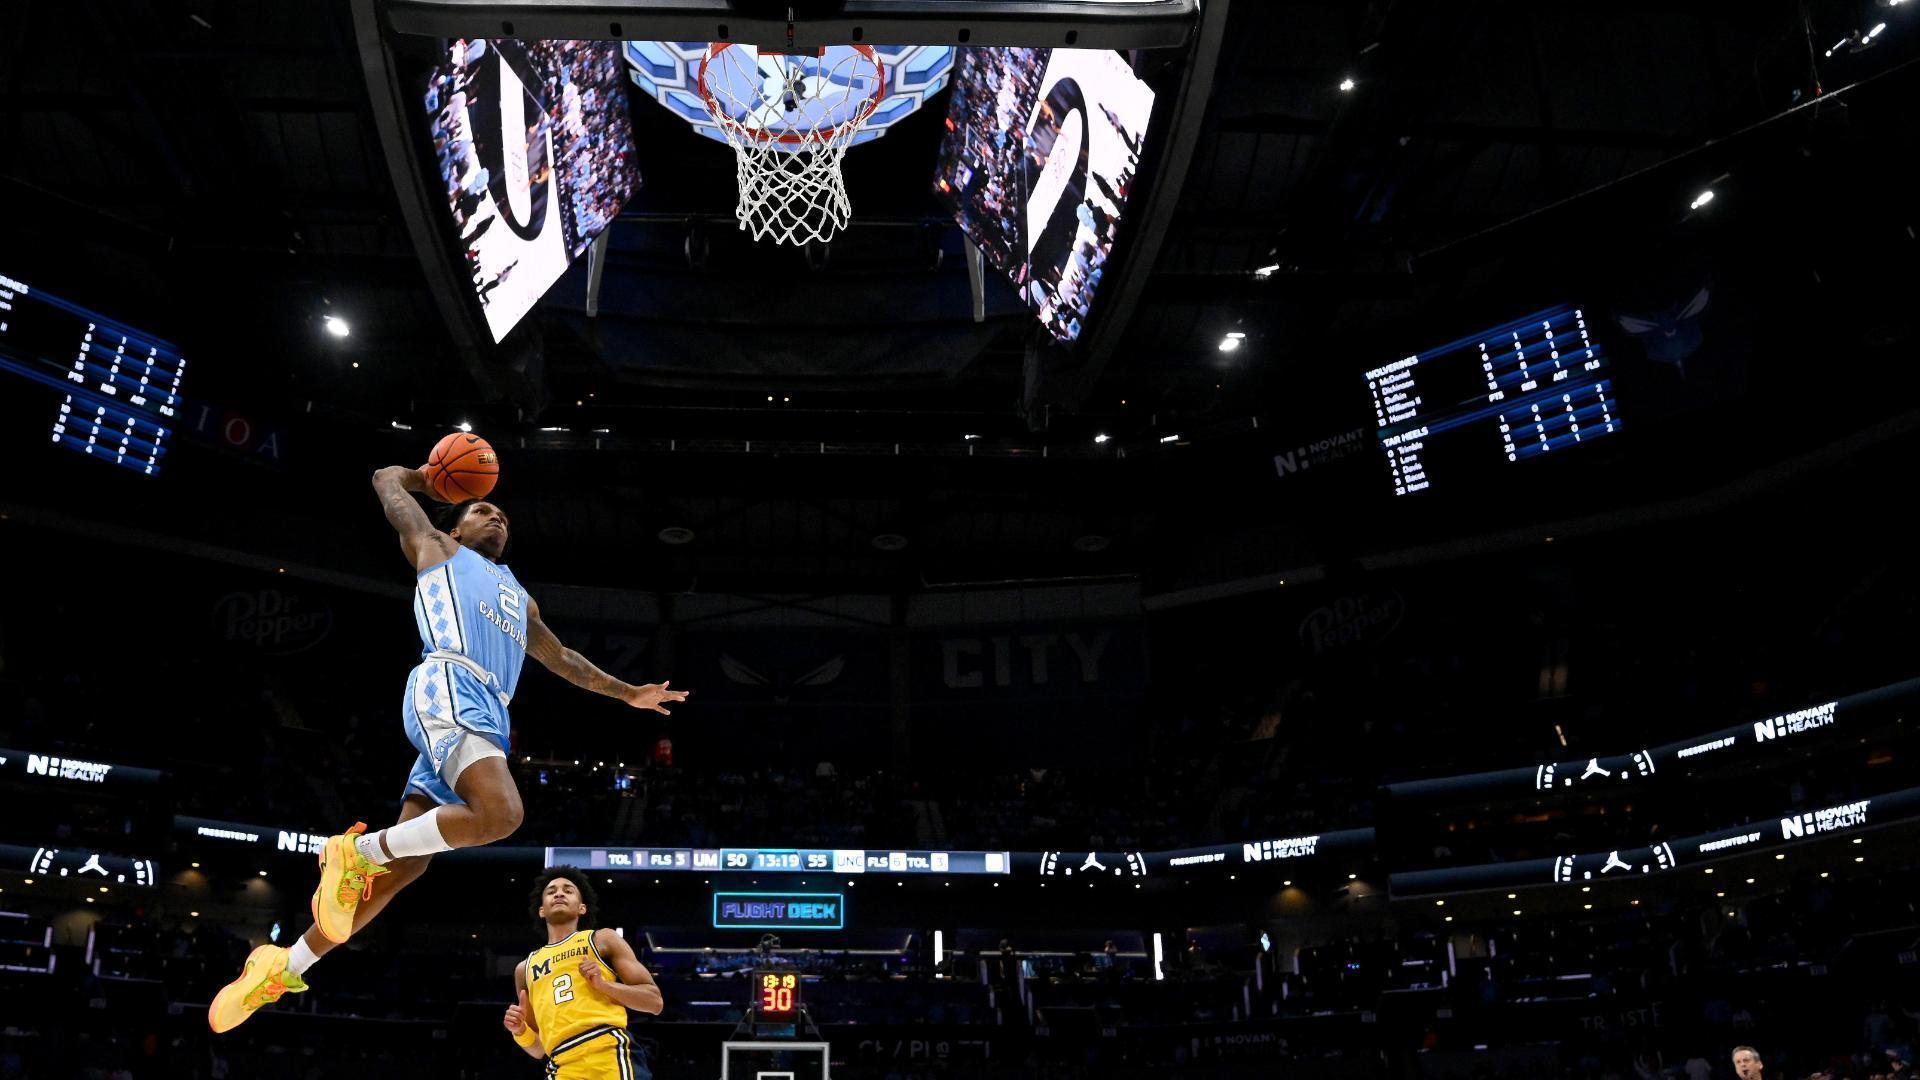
[208, 944, 307, 1033]
[310, 821, 391, 944]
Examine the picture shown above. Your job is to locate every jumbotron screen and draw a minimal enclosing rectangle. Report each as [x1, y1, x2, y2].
[424, 38, 640, 343]
[934, 47, 1155, 343]
[0, 270, 185, 476]
[1366, 304, 1620, 496]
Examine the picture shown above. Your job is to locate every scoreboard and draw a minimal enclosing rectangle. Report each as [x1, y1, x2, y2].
[1366, 303, 1618, 496]
[0, 270, 186, 475]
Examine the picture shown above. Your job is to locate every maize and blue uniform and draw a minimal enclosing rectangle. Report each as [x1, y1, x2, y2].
[401, 545, 530, 805]
[525, 930, 651, 1079]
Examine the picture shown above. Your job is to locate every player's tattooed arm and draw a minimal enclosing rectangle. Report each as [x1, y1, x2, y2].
[372, 465, 455, 571]
[525, 597, 690, 714]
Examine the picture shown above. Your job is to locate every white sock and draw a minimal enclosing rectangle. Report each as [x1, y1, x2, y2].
[367, 807, 455, 861]
[353, 830, 393, 865]
[287, 937, 320, 977]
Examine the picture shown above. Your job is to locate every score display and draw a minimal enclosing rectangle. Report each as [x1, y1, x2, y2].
[1365, 304, 1617, 495]
[754, 971, 801, 1019]
[0, 271, 185, 475]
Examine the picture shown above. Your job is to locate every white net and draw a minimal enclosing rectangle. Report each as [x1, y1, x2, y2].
[699, 44, 886, 246]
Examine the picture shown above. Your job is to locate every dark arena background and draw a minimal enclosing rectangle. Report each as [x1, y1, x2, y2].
[6, 2, 1920, 1078]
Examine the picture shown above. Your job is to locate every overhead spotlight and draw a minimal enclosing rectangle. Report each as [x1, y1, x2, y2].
[1218, 332, 1247, 353]
[1689, 190, 1715, 210]
[1868, 21, 1887, 38]
[323, 314, 351, 338]
[963, 433, 981, 441]
[457, 421, 473, 433]
[1252, 263, 1280, 280]
[1159, 434, 1180, 443]
[390, 420, 413, 431]
[1093, 433, 1111, 444]
[1338, 77, 1356, 92]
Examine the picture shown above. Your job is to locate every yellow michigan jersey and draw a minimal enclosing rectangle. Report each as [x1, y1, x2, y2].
[525, 930, 645, 1079]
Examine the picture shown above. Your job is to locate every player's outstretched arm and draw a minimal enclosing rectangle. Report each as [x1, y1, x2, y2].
[584, 930, 665, 1015]
[371, 465, 457, 571]
[504, 962, 546, 1058]
[524, 597, 690, 715]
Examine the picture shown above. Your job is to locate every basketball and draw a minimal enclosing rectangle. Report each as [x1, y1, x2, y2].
[425, 431, 499, 503]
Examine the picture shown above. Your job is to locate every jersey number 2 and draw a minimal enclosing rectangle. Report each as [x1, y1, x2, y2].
[499, 586, 523, 620]
[552, 973, 574, 1004]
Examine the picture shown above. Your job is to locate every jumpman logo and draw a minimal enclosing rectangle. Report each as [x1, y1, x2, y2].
[1600, 850, 1632, 874]
[1079, 852, 1107, 873]
[1580, 758, 1610, 780]
[78, 853, 108, 876]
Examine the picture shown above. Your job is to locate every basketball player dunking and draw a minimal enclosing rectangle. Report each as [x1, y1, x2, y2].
[209, 462, 688, 1032]
[504, 868, 663, 1078]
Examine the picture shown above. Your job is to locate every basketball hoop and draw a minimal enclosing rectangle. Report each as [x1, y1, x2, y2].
[698, 43, 886, 246]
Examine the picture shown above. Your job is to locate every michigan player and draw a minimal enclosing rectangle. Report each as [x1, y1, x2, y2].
[504, 867, 663, 1078]
[209, 462, 688, 1033]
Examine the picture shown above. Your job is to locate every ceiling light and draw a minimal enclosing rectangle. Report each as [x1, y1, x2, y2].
[1252, 263, 1280, 279]
[1093, 433, 1111, 444]
[963, 433, 980, 441]
[1690, 190, 1715, 210]
[1160, 434, 1180, 443]
[323, 314, 351, 338]
[1868, 21, 1887, 38]
[1338, 77, 1356, 92]
[1218, 332, 1246, 353]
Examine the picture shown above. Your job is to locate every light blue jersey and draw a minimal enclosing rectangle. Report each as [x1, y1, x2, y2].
[413, 545, 529, 700]
[400, 545, 531, 805]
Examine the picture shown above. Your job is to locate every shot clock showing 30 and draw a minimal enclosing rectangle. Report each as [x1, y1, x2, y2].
[755, 971, 801, 1019]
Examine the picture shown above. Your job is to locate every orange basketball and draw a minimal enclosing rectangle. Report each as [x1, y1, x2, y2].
[425, 431, 499, 503]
